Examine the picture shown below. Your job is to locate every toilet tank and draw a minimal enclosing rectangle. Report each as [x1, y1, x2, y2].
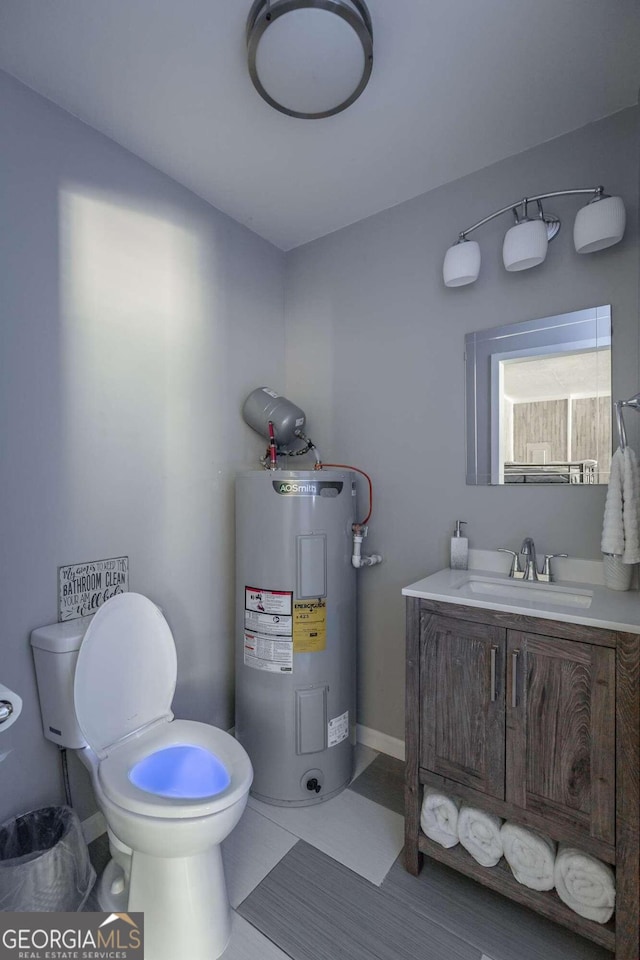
[30, 616, 93, 748]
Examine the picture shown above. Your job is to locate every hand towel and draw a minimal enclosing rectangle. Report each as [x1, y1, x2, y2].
[457, 805, 503, 867]
[622, 446, 640, 563]
[601, 446, 640, 563]
[601, 448, 624, 556]
[554, 845, 615, 924]
[420, 788, 461, 849]
[500, 822, 556, 891]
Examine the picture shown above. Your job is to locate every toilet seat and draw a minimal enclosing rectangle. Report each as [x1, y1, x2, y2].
[129, 744, 231, 799]
[98, 719, 253, 819]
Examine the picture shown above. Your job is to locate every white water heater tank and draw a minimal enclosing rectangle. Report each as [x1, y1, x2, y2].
[235, 469, 356, 805]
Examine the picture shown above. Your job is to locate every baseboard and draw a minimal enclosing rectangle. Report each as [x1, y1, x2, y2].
[81, 810, 107, 844]
[356, 724, 405, 761]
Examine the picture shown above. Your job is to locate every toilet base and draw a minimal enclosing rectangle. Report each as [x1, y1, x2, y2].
[97, 850, 232, 960]
[97, 859, 129, 913]
[126, 845, 231, 960]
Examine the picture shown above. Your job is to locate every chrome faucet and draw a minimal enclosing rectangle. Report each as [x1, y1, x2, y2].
[499, 540, 568, 582]
[520, 538, 539, 581]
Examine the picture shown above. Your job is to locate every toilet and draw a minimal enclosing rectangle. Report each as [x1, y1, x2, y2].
[30, 592, 253, 960]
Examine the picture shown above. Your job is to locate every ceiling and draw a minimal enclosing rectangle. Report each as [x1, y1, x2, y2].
[1, 0, 639, 251]
[503, 350, 611, 403]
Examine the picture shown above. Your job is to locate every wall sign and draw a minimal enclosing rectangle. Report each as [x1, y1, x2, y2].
[58, 556, 129, 622]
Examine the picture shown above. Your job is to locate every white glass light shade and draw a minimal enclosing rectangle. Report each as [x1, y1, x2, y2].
[247, 1, 373, 119]
[443, 240, 481, 287]
[255, 10, 363, 115]
[573, 196, 626, 254]
[502, 218, 548, 272]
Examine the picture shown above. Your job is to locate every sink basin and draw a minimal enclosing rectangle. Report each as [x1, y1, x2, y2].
[456, 575, 593, 609]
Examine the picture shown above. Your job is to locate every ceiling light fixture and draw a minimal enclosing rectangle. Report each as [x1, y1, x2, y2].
[443, 187, 625, 288]
[246, 0, 373, 119]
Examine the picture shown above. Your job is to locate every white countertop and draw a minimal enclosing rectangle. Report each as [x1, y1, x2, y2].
[403, 553, 640, 634]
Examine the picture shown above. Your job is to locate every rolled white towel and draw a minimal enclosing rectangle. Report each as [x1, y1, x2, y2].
[554, 846, 615, 924]
[457, 805, 503, 867]
[420, 788, 461, 849]
[500, 822, 556, 891]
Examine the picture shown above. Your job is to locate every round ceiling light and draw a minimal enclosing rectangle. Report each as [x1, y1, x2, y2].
[246, 0, 373, 119]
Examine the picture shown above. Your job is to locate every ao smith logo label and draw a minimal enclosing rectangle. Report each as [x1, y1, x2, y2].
[273, 481, 343, 496]
[0, 912, 144, 960]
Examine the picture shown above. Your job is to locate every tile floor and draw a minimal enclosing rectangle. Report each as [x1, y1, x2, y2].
[88, 745, 609, 960]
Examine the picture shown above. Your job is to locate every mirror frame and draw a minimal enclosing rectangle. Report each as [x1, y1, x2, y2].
[465, 305, 612, 485]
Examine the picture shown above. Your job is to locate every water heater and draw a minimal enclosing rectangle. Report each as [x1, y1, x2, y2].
[235, 469, 356, 805]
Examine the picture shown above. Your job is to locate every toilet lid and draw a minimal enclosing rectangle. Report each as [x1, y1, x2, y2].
[74, 593, 177, 758]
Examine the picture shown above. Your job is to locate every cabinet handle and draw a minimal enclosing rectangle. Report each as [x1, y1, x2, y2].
[511, 650, 519, 708]
[490, 646, 497, 702]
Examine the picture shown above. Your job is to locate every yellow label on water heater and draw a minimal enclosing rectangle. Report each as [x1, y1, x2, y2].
[293, 599, 327, 653]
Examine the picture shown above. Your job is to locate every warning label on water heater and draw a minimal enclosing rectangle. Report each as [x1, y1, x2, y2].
[245, 587, 292, 616]
[328, 710, 349, 747]
[244, 587, 293, 673]
[245, 610, 293, 636]
[243, 632, 293, 672]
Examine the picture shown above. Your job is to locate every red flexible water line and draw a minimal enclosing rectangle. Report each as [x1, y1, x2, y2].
[318, 463, 373, 525]
[267, 420, 277, 470]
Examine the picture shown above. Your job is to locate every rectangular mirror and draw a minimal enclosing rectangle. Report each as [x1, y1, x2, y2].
[465, 305, 611, 485]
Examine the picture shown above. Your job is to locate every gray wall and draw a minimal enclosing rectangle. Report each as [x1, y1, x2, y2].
[1, 68, 637, 823]
[0, 71, 285, 822]
[285, 108, 639, 742]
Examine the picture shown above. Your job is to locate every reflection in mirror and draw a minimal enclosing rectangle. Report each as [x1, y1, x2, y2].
[499, 348, 611, 484]
[466, 306, 611, 485]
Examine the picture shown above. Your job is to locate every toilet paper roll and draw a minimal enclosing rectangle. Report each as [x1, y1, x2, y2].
[0, 683, 23, 733]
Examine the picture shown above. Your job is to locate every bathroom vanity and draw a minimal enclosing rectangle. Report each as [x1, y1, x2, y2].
[403, 565, 640, 958]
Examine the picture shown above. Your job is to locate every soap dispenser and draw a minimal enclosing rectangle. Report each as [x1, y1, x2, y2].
[450, 521, 468, 570]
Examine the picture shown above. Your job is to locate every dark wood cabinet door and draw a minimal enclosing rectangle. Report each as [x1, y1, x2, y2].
[420, 613, 506, 798]
[505, 630, 615, 844]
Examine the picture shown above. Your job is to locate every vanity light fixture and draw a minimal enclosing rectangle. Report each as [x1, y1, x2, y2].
[246, 0, 373, 120]
[443, 187, 626, 288]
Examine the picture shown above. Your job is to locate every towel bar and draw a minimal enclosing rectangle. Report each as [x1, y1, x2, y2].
[614, 392, 640, 451]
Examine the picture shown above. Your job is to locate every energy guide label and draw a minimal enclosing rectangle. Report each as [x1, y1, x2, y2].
[293, 599, 326, 653]
[244, 632, 293, 673]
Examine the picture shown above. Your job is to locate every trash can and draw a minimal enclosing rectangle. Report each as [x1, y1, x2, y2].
[0, 806, 95, 911]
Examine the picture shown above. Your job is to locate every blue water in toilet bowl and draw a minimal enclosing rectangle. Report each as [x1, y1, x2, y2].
[129, 744, 231, 799]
